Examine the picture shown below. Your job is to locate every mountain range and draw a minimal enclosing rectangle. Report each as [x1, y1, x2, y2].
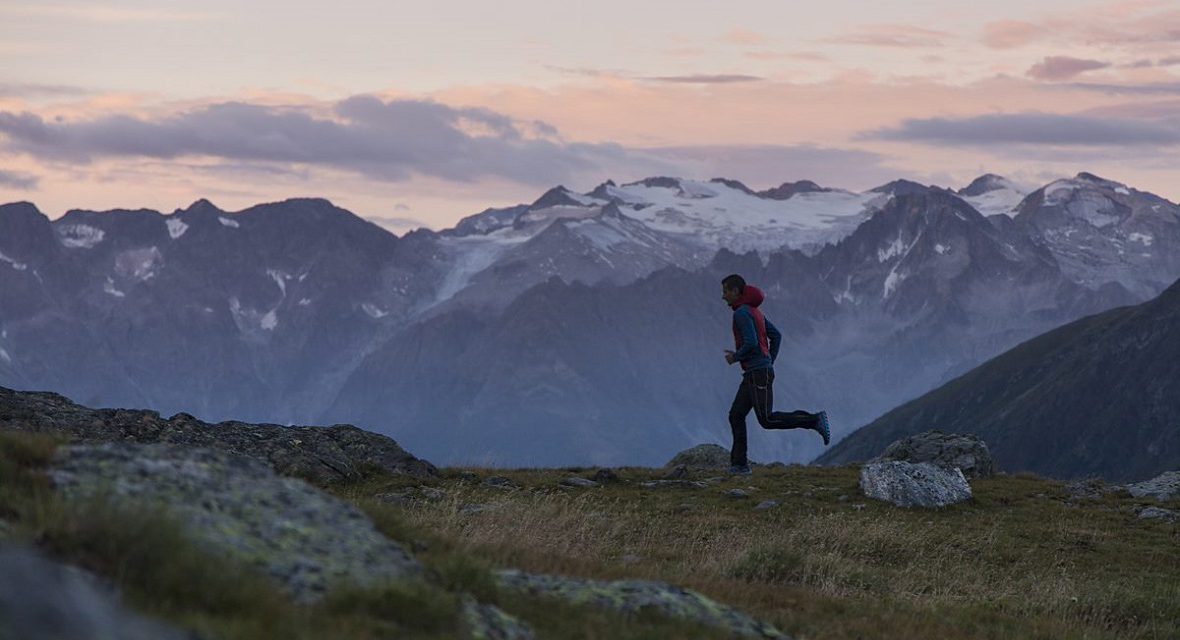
[1, 171, 1177, 471]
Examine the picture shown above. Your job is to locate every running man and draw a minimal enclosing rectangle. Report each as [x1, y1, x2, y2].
[722, 273, 830, 475]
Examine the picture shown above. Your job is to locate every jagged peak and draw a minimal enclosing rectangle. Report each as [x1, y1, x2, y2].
[621, 176, 682, 189]
[530, 185, 596, 210]
[868, 179, 932, 196]
[958, 174, 1017, 197]
[707, 178, 756, 195]
[758, 180, 830, 200]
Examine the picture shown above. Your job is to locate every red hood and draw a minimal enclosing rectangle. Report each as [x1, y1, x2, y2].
[729, 285, 765, 310]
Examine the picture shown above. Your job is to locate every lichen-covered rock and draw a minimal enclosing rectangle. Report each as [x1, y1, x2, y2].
[1125, 471, 1180, 502]
[0, 386, 435, 486]
[859, 460, 972, 508]
[461, 595, 535, 640]
[875, 430, 995, 479]
[495, 569, 787, 639]
[49, 443, 421, 602]
[1136, 506, 1178, 522]
[664, 444, 732, 471]
[0, 544, 188, 640]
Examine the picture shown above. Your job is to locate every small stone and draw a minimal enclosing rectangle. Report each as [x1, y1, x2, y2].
[621, 554, 642, 565]
[481, 476, 518, 489]
[456, 471, 480, 483]
[859, 460, 972, 508]
[560, 477, 599, 488]
[417, 486, 446, 501]
[837, 494, 848, 502]
[592, 468, 620, 483]
[724, 489, 749, 499]
[674, 503, 695, 513]
[459, 503, 498, 516]
[753, 500, 778, 510]
[851, 503, 866, 511]
[1136, 506, 1178, 522]
[374, 491, 412, 506]
[663, 465, 688, 480]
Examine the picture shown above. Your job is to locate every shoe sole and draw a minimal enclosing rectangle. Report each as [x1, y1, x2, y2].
[818, 412, 831, 446]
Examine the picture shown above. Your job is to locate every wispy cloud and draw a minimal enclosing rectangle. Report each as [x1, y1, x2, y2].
[1, 4, 218, 23]
[825, 24, 949, 48]
[1026, 56, 1110, 81]
[0, 96, 670, 186]
[721, 29, 768, 46]
[0, 82, 94, 98]
[862, 112, 1180, 146]
[0, 169, 38, 189]
[641, 74, 764, 84]
[743, 50, 829, 62]
[982, 20, 1042, 49]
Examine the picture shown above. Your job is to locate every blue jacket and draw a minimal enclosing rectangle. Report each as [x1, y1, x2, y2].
[730, 285, 781, 372]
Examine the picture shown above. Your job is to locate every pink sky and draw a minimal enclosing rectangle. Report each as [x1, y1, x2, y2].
[1, 0, 1179, 230]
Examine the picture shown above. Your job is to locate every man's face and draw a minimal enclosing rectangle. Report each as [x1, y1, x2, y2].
[722, 285, 741, 305]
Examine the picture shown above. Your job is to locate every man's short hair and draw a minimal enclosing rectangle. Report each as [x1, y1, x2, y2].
[721, 274, 746, 293]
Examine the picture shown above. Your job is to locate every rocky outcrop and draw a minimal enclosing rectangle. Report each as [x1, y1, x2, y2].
[1125, 471, 1180, 502]
[0, 386, 435, 485]
[665, 444, 731, 471]
[48, 442, 421, 603]
[495, 569, 787, 639]
[874, 430, 995, 479]
[0, 544, 188, 640]
[461, 595, 536, 640]
[859, 460, 972, 508]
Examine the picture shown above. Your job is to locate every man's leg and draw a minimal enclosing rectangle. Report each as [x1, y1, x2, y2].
[728, 374, 753, 467]
[749, 369, 821, 430]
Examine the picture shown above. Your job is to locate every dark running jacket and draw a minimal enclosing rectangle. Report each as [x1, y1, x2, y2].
[730, 285, 781, 372]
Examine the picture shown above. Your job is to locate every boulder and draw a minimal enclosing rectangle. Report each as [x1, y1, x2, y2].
[0, 386, 436, 486]
[859, 460, 972, 508]
[874, 430, 995, 479]
[0, 544, 187, 640]
[495, 569, 785, 638]
[49, 443, 421, 603]
[664, 444, 731, 471]
[1125, 471, 1180, 502]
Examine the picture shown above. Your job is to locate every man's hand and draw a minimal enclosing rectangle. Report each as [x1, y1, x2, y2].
[724, 350, 737, 365]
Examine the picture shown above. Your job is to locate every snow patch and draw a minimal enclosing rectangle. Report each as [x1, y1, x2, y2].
[218, 216, 240, 228]
[0, 250, 27, 271]
[260, 310, 278, 331]
[166, 217, 189, 239]
[298, 298, 311, 306]
[115, 247, 163, 281]
[267, 269, 290, 296]
[877, 233, 906, 262]
[103, 277, 125, 298]
[934, 243, 949, 255]
[0, 348, 10, 364]
[1115, 186, 1130, 195]
[362, 303, 389, 319]
[1129, 232, 1154, 246]
[883, 268, 906, 299]
[56, 224, 105, 249]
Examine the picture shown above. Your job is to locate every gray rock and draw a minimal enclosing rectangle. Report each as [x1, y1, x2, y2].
[418, 486, 447, 501]
[663, 465, 689, 479]
[1065, 477, 1124, 501]
[591, 469, 620, 483]
[1126, 471, 1180, 502]
[560, 477, 599, 488]
[621, 554, 643, 565]
[874, 430, 995, 479]
[0, 544, 188, 640]
[724, 489, 750, 499]
[459, 503, 500, 516]
[49, 443, 421, 603]
[1136, 506, 1178, 522]
[0, 387, 436, 486]
[859, 460, 972, 508]
[664, 444, 732, 471]
[639, 479, 708, 490]
[482, 476, 519, 489]
[461, 595, 535, 640]
[495, 569, 786, 638]
[753, 500, 778, 510]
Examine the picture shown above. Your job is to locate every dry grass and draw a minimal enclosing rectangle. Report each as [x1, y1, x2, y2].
[346, 465, 1180, 640]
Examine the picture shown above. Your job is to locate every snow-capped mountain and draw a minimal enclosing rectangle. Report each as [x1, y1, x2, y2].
[1, 170, 1177, 466]
[1014, 172, 1180, 299]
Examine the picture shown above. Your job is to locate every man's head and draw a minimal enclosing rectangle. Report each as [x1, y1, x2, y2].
[721, 273, 745, 306]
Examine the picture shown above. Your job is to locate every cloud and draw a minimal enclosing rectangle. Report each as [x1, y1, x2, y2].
[721, 29, 767, 46]
[862, 112, 1180, 146]
[1063, 81, 1180, 94]
[1, 4, 216, 23]
[982, 20, 1042, 49]
[1159, 55, 1180, 66]
[0, 169, 38, 189]
[0, 83, 93, 98]
[641, 74, 764, 84]
[1026, 56, 1110, 80]
[0, 96, 669, 187]
[743, 50, 829, 62]
[825, 24, 949, 48]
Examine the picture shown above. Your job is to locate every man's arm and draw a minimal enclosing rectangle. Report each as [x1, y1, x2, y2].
[766, 318, 781, 364]
[732, 308, 759, 361]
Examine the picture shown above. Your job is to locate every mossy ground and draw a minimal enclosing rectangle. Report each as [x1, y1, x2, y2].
[3, 431, 1177, 639]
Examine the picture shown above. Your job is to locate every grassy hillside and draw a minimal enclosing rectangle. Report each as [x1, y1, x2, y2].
[3, 431, 1177, 639]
